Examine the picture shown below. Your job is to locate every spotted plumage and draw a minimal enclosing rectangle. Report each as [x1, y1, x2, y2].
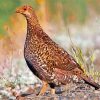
[16, 5, 100, 95]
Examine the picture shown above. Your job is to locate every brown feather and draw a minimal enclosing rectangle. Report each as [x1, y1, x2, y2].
[16, 5, 100, 91]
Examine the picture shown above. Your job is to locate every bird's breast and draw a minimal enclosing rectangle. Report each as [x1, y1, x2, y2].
[24, 44, 55, 81]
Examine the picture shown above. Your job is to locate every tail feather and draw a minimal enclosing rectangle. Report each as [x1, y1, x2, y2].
[80, 74, 100, 90]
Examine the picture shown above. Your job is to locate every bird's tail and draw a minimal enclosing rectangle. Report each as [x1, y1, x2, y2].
[80, 74, 100, 90]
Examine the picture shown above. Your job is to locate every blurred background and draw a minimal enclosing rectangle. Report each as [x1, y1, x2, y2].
[0, 0, 100, 88]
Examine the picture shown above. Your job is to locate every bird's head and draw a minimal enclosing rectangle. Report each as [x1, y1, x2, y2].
[16, 5, 36, 18]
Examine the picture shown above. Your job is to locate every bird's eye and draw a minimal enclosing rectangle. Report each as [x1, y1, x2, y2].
[23, 8, 27, 11]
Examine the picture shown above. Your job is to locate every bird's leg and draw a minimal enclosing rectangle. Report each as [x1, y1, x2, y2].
[51, 88, 55, 94]
[49, 83, 56, 95]
[38, 81, 48, 95]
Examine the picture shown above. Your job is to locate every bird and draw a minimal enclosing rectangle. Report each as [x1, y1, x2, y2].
[16, 5, 100, 95]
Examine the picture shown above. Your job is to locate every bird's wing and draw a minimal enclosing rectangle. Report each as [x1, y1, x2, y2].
[41, 33, 83, 72]
[52, 46, 83, 71]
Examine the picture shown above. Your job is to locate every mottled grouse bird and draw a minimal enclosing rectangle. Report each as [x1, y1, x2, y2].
[16, 5, 100, 95]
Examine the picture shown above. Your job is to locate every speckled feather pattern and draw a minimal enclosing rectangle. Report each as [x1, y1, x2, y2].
[17, 5, 100, 89]
[24, 10, 83, 85]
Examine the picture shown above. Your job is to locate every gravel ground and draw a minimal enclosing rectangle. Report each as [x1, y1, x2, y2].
[0, 82, 100, 100]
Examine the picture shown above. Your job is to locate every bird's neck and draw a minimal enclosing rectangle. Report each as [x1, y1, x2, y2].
[26, 16, 44, 39]
[26, 14, 39, 26]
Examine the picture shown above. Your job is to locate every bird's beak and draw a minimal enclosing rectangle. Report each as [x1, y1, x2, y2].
[16, 7, 21, 13]
[16, 9, 20, 13]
